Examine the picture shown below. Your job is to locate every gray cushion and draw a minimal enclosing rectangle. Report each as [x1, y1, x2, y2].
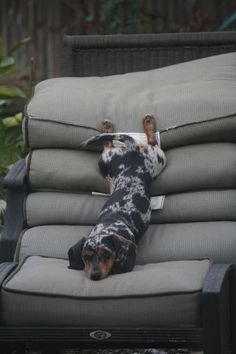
[28, 149, 107, 193]
[28, 143, 236, 194]
[137, 222, 236, 264]
[1, 256, 210, 327]
[15, 222, 236, 264]
[25, 53, 236, 150]
[25, 190, 236, 227]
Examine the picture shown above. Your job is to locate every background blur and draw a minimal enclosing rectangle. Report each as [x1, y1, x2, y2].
[1, 0, 236, 80]
[0, 0, 236, 230]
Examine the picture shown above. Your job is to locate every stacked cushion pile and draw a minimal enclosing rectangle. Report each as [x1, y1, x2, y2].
[22, 52, 236, 264]
[1, 52, 236, 327]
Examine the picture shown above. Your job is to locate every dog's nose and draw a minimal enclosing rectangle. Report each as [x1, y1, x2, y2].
[90, 271, 101, 281]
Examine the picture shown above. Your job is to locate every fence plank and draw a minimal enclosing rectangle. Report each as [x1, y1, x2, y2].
[0, 0, 233, 80]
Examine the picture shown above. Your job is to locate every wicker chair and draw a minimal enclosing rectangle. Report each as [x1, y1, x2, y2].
[0, 31, 236, 354]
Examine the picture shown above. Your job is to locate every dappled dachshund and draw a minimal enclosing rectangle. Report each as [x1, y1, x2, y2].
[68, 115, 166, 280]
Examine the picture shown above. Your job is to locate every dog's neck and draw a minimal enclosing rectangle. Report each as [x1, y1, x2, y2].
[90, 219, 136, 244]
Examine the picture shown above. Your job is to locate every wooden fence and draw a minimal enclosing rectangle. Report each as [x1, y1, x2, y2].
[0, 0, 235, 80]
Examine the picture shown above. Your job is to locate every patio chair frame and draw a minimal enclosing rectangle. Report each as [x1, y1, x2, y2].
[0, 31, 236, 354]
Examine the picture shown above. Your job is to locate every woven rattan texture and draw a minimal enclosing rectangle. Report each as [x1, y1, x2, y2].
[62, 32, 236, 77]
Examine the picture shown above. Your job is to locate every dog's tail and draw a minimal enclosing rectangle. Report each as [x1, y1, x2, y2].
[80, 133, 137, 150]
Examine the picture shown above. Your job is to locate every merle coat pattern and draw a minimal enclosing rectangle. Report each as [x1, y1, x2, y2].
[68, 122, 166, 280]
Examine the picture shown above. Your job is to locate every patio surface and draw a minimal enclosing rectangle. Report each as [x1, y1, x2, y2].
[26, 349, 202, 354]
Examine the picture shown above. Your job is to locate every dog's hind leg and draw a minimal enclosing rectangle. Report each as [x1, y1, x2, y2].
[100, 120, 114, 134]
[99, 120, 115, 193]
[100, 119, 114, 149]
[143, 114, 157, 146]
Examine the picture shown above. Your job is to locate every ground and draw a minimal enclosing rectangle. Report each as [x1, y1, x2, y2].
[27, 349, 201, 354]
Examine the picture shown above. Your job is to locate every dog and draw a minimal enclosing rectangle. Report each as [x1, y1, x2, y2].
[68, 115, 166, 280]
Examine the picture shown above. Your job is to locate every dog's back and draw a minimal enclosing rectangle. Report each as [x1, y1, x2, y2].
[98, 138, 166, 242]
[68, 118, 167, 279]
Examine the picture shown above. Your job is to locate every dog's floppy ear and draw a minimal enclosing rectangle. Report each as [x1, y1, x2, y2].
[111, 235, 137, 274]
[68, 238, 86, 270]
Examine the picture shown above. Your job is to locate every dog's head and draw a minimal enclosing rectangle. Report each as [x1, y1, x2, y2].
[68, 234, 136, 281]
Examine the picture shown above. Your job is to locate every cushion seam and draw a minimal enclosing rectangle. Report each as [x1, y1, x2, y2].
[2, 286, 202, 300]
[159, 113, 236, 133]
[26, 117, 101, 132]
[26, 113, 236, 134]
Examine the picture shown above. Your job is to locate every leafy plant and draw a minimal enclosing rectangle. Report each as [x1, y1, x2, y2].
[100, 0, 149, 34]
[0, 112, 27, 193]
[59, 0, 157, 35]
[0, 36, 30, 224]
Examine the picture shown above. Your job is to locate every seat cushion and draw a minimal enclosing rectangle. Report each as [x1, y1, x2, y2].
[25, 190, 236, 227]
[1, 256, 211, 327]
[27, 143, 236, 194]
[15, 222, 236, 264]
[25, 52, 236, 150]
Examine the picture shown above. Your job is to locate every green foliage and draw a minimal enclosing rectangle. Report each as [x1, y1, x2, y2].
[0, 36, 29, 223]
[61, 0, 154, 35]
[7, 37, 31, 56]
[0, 57, 16, 76]
[0, 85, 26, 99]
[100, 0, 147, 33]
[0, 113, 27, 200]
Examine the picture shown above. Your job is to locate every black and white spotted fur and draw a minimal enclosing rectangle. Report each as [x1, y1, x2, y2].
[68, 132, 166, 280]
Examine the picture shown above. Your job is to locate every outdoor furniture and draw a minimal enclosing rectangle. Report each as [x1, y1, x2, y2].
[0, 31, 236, 354]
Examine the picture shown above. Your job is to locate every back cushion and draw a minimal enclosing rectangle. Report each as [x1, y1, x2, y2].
[16, 222, 236, 264]
[28, 143, 236, 194]
[21, 141, 236, 265]
[24, 190, 236, 228]
[25, 52, 236, 150]
[19, 52, 236, 265]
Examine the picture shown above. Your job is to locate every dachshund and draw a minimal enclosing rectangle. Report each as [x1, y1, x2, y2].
[68, 115, 166, 280]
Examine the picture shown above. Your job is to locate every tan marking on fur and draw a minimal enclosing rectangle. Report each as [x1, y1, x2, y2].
[84, 247, 116, 280]
[104, 141, 113, 148]
[84, 263, 94, 279]
[139, 144, 148, 153]
[83, 250, 94, 257]
[98, 257, 116, 279]
[143, 114, 157, 146]
[100, 120, 114, 133]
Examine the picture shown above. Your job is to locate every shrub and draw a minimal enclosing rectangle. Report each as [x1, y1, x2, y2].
[0, 36, 30, 232]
